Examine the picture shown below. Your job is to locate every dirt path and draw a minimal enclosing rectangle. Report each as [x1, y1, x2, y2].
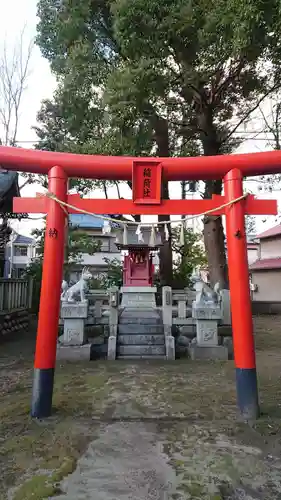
[51, 422, 176, 500]
[50, 418, 281, 500]
[1, 316, 281, 499]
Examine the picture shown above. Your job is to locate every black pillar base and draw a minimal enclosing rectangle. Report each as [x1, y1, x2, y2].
[31, 368, 55, 418]
[236, 368, 260, 420]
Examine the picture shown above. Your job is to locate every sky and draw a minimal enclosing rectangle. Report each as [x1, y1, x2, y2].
[0, 0, 280, 238]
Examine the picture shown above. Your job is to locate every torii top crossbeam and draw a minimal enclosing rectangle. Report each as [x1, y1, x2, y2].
[1, 145, 281, 180]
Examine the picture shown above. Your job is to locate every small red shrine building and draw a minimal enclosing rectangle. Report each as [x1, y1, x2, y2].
[116, 225, 162, 287]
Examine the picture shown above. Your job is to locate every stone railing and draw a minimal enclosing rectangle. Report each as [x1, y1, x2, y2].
[162, 287, 195, 330]
[87, 289, 110, 326]
[162, 286, 231, 329]
[171, 289, 195, 324]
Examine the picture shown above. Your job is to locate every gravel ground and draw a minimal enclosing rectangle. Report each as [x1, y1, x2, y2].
[1, 315, 281, 499]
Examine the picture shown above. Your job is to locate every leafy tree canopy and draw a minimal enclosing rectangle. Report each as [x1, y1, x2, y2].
[171, 227, 207, 289]
[35, 0, 281, 286]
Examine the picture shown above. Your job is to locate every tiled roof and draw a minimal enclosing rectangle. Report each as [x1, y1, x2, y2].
[249, 258, 281, 270]
[14, 234, 34, 245]
[256, 225, 281, 240]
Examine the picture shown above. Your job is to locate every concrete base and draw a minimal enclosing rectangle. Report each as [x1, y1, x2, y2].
[188, 345, 228, 361]
[165, 336, 175, 360]
[121, 287, 156, 308]
[107, 336, 117, 360]
[56, 344, 91, 361]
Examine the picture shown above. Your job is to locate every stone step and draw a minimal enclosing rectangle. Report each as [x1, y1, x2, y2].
[118, 324, 164, 335]
[120, 308, 160, 314]
[120, 309, 161, 322]
[117, 345, 166, 356]
[119, 316, 162, 325]
[117, 355, 166, 360]
[117, 334, 165, 345]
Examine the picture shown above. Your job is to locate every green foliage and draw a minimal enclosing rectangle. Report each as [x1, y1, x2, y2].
[91, 257, 123, 289]
[35, 0, 281, 171]
[171, 227, 207, 289]
[35, 0, 281, 284]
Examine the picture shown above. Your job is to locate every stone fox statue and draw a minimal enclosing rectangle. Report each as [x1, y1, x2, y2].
[195, 280, 221, 304]
[61, 267, 92, 302]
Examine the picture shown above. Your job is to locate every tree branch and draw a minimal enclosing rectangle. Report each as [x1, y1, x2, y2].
[114, 181, 121, 199]
[222, 82, 281, 144]
[102, 180, 108, 199]
[0, 25, 33, 145]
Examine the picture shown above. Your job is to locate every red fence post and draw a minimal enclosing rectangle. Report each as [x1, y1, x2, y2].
[224, 168, 259, 420]
[31, 166, 68, 418]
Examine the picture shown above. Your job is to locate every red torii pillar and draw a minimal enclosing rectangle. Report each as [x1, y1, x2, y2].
[224, 169, 259, 419]
[31, 166, 67, 417]
[12, 157, 277, 420]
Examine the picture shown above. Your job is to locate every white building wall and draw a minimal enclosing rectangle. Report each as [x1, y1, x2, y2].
[252, 270, 281, 302]
[247, 247, 259, 265]
[260, 238, 281, 260]
[80, 252, 122, 266]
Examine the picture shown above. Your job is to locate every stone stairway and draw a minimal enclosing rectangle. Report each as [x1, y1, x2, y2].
[116, 308, 166, 359]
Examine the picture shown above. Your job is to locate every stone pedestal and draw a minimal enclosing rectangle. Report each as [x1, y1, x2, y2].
[121, 286, 156, 308]
[165, 335, 175, 360]
[220, 289, 231, 325]
[56, 344, 91, 361]
[189, 344, 228, 360]
[192, 302, 221, 346]
[190, 301, 228, 360]
[60, 301, 88, 346]
[108, 337, 117, 360]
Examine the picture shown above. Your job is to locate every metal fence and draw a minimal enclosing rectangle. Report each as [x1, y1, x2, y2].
[0, 278, 33, 312]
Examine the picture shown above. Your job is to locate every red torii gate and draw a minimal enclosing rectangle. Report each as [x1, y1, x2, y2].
[0, 145, 278, 421]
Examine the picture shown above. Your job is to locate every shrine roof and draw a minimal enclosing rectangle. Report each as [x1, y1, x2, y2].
[115, 225, 163, 248]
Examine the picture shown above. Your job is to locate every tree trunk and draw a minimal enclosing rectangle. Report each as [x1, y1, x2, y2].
[199, 108, 229, 289]
[152, 114, 173, 286]
[203, 179, 229, 289]
[203, 212, 228, 288]
[158, 180, 173, 286]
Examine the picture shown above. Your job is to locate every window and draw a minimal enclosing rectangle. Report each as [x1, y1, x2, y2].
[14, 246, 28, 256]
